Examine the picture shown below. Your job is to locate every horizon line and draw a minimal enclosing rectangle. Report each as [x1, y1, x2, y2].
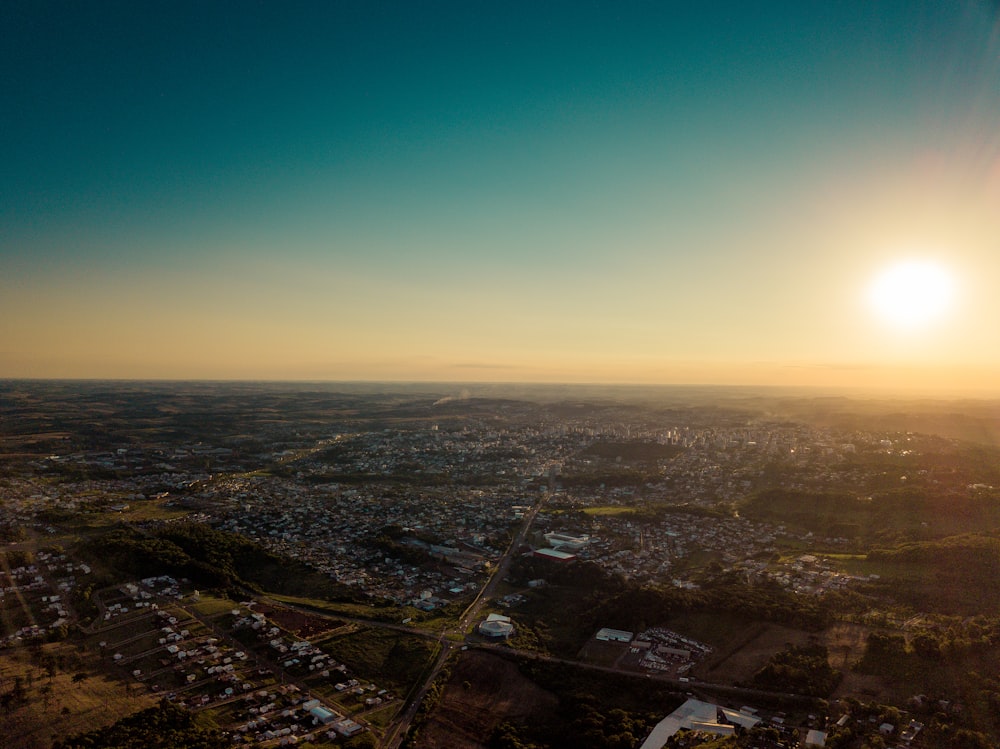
[3, 376, 999, 400]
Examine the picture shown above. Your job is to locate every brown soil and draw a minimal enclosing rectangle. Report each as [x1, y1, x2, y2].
[822, 622, 869, 672]
[703, 620, 890, 699]
[702, 623, 811, 683]
[417, 651, 558, 749]
[821, 621, 891, 700]
[254, 603, 343, 639]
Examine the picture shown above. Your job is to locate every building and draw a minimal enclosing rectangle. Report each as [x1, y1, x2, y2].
[640, 698, 760, 749]
[309, 705, 337, 725]
[478, 613, 514, 639]
[595, 627, 633, 643]
[533, 547, 576, 562]
[543, 532, 591, 550]
[805, 729, 827, 747]
[332, 719, 364, 737]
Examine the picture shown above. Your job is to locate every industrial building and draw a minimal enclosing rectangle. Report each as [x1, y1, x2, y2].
[639, 698, 760, 749]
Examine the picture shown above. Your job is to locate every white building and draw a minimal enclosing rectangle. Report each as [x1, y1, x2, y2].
[640, 698, 760, 749]
[543, 532, 591, 550]
[478, 613, 514, 639]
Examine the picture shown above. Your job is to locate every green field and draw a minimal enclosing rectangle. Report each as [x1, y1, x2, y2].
[363, 702, 400, 729]
[187, 593, 240, 618]
[268, 593, 404, 622]
[581, 506, 638, 517]
[319, 627, 439, 693]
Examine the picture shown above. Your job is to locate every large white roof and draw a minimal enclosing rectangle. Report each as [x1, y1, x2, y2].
[639, 698, 760, 749]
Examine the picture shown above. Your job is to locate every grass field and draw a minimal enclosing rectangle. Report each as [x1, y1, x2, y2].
[113, 500, 193, 523]
[822, 552, 867, 561]
[582, 506, 638, 516]
[0, 642, 156, 749]
[363, 702, 400, 729]
[415, 650, 559, 749]
[320, 627, 439, 693]
[187, 593, 240, 619]
[575, 638, 626, 667]
[701, 621, 811, 684]
[505, 586, 597, 658]
[268, 593, 399, 622]
[665, 610, 756, 648]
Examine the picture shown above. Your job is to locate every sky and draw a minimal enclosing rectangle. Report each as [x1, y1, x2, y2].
[2, 1, 1000, 393]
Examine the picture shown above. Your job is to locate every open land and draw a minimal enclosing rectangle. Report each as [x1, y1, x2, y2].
[2, 380, 1000, 748]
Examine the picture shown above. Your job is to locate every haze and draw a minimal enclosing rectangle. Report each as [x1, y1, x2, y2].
[3, 1, 1000, 394]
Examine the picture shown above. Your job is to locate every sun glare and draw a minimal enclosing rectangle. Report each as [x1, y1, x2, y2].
[867, 259, 955, 330]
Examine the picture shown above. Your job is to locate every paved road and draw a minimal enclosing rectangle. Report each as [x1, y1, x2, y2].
[381, 488, 553, 749]
[458, 488, 550, 634]
[472, 642, 820, 706]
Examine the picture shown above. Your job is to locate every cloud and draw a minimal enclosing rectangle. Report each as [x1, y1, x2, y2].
[449, 363, 519, 370]
[782, 363, 878, 371]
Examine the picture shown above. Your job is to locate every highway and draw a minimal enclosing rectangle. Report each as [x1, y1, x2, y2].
[380, 486, 552, 749]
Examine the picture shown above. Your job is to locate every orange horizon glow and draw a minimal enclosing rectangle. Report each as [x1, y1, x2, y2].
[3, 2, 999, 395]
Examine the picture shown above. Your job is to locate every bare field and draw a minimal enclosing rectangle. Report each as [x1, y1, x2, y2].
[700, 623, 811, 683]
[255, 602, 344, 639]
[696, 621, 873, 694]
[822, 622, 869, 672]
[416, 651, 558, 749]
[576, 638, 627, 667]
[822, 622, 887, 700]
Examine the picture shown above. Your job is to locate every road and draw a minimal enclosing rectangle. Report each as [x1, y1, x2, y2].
[472, 643, 820, 706]
[458, 487, 550, 634]
[375, 475, 822, 746]
[380, 487, 552, 749]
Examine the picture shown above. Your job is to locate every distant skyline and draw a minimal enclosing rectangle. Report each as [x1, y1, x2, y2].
[3, 1, 1000, 393]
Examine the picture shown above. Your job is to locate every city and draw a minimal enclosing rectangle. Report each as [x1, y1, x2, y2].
[5, 1, 1000, 748]
[3, 381, 1000, 748]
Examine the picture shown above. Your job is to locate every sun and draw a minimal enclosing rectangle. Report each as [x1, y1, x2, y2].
[867, 259, 955, 330]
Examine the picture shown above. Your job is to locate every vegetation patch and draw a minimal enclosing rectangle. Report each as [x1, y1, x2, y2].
[581, 506, 638, 517]
[862, 535, 1000, 614]
[748, 642, 841, 697]
[410, 650, 558, 749]
[52, 699, 225, 749]
[743, 486, 1000, 542]
[0, 642, 156, 749]
[321, 628, 438, 692]
[75, 523, 360, 602]
[495, 656, 685, 749]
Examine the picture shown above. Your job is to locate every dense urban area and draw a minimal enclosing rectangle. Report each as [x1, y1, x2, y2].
[3, 381, 1000, 749]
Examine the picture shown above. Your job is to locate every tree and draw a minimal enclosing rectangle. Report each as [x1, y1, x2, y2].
[12, 676, 27, 703]
[951, 729, 993, 749]
[344, 732, 377, 749]
[910, 631, 942, 660]
[53, 699, 228, 749]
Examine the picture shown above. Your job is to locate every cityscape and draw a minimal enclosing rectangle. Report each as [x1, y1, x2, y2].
[3, 381, 1000, 748]
[4, 1, 1000, 747]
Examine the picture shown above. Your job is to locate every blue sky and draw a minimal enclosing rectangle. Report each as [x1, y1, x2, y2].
[3, 1, 999, 391]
